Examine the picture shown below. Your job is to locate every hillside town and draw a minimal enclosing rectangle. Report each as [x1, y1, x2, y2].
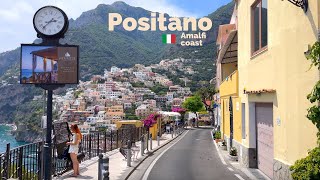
[2, 0, 320, 179]
[52, 58, 194, 133]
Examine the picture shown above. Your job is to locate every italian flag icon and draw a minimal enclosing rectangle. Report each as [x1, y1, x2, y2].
[162, 34, 176, 44]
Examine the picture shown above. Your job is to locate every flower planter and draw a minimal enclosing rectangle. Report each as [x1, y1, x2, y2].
[228, 154, 238, 161]
[215, 139, 221, 143]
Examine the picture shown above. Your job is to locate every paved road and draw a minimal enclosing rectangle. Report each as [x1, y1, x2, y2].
[128, 128, 249, 180]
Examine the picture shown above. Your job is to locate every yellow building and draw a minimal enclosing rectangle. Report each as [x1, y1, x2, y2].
[217, 0, 319, 179]
[116, 120, 143, 129]
[106, 105, 125, 124]
[216, 6, 243, 161]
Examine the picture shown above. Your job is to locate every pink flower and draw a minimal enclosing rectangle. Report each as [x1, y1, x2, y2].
[172, 107, 186, 113]
[142, 113, 158, 128]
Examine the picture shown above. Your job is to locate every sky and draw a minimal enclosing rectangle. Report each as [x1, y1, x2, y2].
[21, 46, 53, 72]
[0, 0, 231, 53]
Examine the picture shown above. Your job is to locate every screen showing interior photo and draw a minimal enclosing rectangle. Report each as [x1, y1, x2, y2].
[20, 44, 79, 84]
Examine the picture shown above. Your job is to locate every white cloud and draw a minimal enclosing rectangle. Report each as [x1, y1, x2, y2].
[0, 0, 196, 53]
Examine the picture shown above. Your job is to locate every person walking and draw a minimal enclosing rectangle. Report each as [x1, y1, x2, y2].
[192, 118, 196, 127]
[66, 124, 82, 177]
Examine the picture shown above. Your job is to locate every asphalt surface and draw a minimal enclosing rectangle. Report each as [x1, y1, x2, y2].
[128, 128, 249, 180]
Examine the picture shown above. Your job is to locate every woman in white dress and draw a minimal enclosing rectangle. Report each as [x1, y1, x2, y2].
[66, 124, 82, 177]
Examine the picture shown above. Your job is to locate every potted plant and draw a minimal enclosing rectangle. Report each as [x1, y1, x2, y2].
[214, 131, 221, 143]
[220, 140, 227, 151]
[229, 147, 238, 161]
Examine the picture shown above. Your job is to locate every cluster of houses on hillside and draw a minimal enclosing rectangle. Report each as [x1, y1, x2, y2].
[51, 59, 192, 134]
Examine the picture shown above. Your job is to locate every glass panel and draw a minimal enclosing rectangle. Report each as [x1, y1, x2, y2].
[261, 0, 268, 47]
[253, 2, 260, 52]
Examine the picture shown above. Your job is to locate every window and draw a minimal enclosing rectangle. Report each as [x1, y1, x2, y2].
[252, 0, 268, 54]
[241, 103, 246, 139]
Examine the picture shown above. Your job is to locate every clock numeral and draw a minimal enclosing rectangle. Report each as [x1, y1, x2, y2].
[44, 11, 48, 15]
[38, 20, 42, 23]
[58, 16, 62, 19]
[57, 25, 61, 29]
[58, 21, 63, 24]
[50, 11, 53, 14]
[48, 29, 51, 34]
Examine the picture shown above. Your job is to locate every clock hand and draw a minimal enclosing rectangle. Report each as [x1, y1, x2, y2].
[43, 18, 55, 29]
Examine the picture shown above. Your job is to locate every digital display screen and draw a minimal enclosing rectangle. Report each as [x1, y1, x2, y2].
[20, 44, 79, 84]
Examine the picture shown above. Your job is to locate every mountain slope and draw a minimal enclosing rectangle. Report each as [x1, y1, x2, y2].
[0, 1, 234, 126]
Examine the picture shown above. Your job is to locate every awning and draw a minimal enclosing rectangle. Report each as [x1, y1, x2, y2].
[158, 111, 181, 122]
[30, 47, 58, 60]
[244, 89, 276, 94]
[158, 111, 181, 117]
[217, 30, 238, 64]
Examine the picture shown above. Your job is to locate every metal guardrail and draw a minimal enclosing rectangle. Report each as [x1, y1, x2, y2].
[0, 142, 43, 180]
[0, 127, 146, 179]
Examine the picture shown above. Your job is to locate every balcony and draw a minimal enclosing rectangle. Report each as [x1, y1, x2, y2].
[219, 70, 238, 97]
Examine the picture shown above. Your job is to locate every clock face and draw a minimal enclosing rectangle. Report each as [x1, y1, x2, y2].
[33, 6, 67, 37]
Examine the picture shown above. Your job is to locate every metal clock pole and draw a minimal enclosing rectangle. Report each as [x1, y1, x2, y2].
[30, 6, 72, 179]
[44, 88, 53, 180]
[37, 84, 64, 180]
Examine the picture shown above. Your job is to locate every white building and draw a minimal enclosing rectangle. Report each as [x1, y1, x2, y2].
[110, 66, 121, 73]
[107, 91, 121, 99]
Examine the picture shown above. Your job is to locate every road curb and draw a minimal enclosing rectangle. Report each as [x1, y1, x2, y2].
[123, 129, 188, 180]
[211, 130, 270, 180]
[211, 130, 227, 165]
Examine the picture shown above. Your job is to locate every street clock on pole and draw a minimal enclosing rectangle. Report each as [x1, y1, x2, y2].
[33, 6, 69, 39]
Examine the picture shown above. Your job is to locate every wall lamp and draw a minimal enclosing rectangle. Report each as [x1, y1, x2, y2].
[287, 0, 308, 13]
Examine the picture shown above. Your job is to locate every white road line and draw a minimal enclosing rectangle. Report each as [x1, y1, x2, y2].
[235, 174, 245, 180]
[227, 167, 234, 172]
[211, 131, 227, 165]
[142, 130, 189, 180]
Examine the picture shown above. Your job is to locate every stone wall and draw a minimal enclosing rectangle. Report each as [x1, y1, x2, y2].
[273, 159, 292, 180]
[224, 135, 257, 168]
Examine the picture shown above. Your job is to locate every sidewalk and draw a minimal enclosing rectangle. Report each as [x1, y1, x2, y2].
[53, 129, 185, 180]
[212, 131, 270, 180]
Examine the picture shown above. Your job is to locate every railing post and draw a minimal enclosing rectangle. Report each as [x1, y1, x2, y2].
[110, 131, 113, 151]
[121, 129, 123, 147]
[116, 130, 119, 149]
[127, 140, 132, 167]
[149, 133, 152, 150]
[146, 132, 149, 151]
[97, 133, 100, 155]
[38, 142, 43, 180]
[157, 131, 160, 146]
[89, 134, 92, 159]
[98, 154, 109, 180]
[104, 131, 107, 153]
[140, 136, 144, 156]
[18, 147, 23, 179]
[171, 129, 174, 138]
[4, 143, 10, 179]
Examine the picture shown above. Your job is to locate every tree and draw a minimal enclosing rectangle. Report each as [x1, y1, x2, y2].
[182, 95, 204, 127]
[290, 41, 320, 179]
[197, 85, 217, 126]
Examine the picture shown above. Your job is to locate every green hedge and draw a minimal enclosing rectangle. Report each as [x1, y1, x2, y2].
[290, 147, 320, 180]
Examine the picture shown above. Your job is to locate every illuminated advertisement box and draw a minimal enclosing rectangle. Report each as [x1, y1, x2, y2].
[20, 44, 79, 84]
